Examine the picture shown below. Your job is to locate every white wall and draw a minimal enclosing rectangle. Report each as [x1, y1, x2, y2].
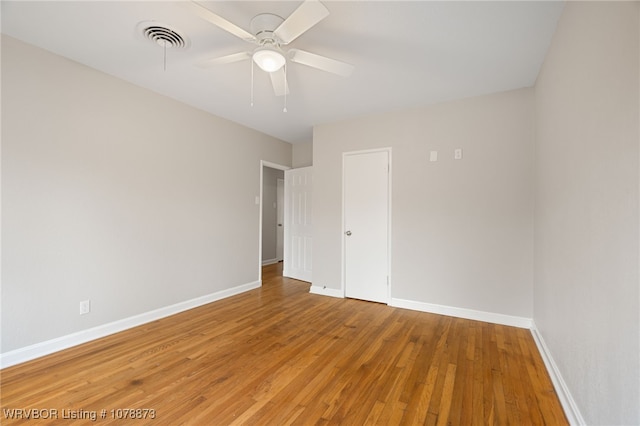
[292, 142, 313, 168]
[261, 167, 284, 262]
[534, 2, 640, 424]
[313, 88, 535, 320]
[1, 36, 291, 354]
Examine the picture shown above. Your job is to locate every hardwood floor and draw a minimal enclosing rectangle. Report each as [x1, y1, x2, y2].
[1, 263, 567, 425]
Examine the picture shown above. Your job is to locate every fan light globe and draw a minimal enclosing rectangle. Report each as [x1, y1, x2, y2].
[253, 47, 286, 72]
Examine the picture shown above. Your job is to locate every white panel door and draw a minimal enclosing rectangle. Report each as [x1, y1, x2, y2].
[283, 167, 313, 282]
[344, 150, 390, 303]
[276, 178, 284, 262]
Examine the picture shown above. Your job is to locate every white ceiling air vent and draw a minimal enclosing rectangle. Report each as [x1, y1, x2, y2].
[142, 24, 188, 49]
[138, 21, 189, 70]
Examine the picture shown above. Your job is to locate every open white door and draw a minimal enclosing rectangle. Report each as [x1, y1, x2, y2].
[343, 150, 390, 303]
[283, 167, 313, 282]
[276, 178, 284, 262]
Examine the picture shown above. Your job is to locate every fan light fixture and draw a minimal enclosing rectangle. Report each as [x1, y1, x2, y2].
[253, 47, 286, 72]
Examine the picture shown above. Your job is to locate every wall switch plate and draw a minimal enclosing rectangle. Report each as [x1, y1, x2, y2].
[429, 151, 438, 162]
[80, 300, 91, 315]
[454, 148, 463, 160]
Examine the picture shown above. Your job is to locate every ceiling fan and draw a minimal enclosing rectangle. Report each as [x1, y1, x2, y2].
[190, 0, 354, 98]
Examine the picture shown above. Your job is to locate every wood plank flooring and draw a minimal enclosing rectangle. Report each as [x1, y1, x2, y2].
[1, 263, 567, 425]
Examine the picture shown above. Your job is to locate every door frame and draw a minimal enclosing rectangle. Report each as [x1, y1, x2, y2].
[341, 147, 392, 301]
[259, 160, 290, 283]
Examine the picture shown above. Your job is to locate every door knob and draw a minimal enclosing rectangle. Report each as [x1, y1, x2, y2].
[278, 224, 283, 227]
[345, 230, 352, 236]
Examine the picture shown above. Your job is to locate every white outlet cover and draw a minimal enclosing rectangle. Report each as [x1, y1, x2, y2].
[429, 151, 438, 162]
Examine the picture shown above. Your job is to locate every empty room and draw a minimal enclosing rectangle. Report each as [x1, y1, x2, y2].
[1, 1, 639, 425]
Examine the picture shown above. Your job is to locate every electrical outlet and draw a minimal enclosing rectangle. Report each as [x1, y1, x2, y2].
[454, 148, 463, 160]
[80, 300, 91, 315]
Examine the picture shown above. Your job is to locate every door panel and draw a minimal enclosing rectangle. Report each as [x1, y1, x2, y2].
[276, 178, 284, 261]
[284, 167, 313, 282]
[344, 151, 389, 303]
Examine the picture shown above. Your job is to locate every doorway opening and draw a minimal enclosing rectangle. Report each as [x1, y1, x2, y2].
[259, 161, 289, 283]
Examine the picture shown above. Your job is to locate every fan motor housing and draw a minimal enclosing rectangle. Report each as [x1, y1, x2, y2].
[250, 13, 284, 45]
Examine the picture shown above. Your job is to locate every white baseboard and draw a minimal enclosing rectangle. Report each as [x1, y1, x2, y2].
[261, 258, 279, 266]
[530, 323, 585, 426]
[390, 298, 533, 329]
[0, 280, 261, 369]
[309, 285, 344, 298]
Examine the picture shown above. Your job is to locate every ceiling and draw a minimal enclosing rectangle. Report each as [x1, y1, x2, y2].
[1, 1, 564, 144]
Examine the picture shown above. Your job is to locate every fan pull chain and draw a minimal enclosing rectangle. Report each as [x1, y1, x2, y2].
[283, 63, 288, 113]
[163, 40, 167, 72]
[250, 60, 254, 107]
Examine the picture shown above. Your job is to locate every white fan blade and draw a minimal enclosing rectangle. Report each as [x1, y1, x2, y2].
[189, 1, 256, 43]
[289, 49, 354, 77]
[274, 0, 329, 45]
[270, 68, 290, 97]
[197, 52, 251, 68]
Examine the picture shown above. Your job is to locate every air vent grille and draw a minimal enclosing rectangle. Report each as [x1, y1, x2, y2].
[142, 25, 187, 49]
